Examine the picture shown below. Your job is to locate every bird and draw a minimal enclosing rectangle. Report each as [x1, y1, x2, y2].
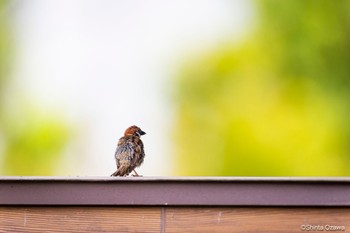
[111, 125, 146, 176]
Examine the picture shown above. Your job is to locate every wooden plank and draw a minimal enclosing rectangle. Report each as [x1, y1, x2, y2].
[0, 207, 161, 233]
[165, 207, 350, 233]
[2, 177, 350, 206]
[1, 206, 350, 232]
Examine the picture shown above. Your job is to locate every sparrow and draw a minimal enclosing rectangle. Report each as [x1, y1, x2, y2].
[111, 125, 146, 176]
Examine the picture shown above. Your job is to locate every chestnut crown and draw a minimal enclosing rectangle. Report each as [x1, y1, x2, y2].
[124, 125, 146, 137]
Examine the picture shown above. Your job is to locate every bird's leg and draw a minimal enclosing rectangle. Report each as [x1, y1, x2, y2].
[132, 169, 142, 177]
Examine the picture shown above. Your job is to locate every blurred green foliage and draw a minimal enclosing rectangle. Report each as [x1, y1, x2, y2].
[1, 105, 69, 175]
[0, 1, 69, 175]
[0, 0, 10, 90]
[174, 0, 350, 176]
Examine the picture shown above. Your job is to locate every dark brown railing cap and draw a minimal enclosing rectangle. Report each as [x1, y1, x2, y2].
[1, 176, 350, 206]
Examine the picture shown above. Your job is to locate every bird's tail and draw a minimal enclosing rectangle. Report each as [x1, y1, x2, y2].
[110, 170, 119, 176]
[111, 167, 128, 176]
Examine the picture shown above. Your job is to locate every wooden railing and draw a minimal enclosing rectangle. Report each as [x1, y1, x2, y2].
[0, 177, 349, 232]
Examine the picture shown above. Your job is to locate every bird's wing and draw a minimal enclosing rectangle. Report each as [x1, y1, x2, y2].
[115, 140, 134, 161]
[114, 139, 135, 176]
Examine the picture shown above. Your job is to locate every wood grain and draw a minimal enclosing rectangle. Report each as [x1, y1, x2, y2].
[165, 207, 350, 233]
[1, 207, 350, 232]
[0, 207, 160, 233]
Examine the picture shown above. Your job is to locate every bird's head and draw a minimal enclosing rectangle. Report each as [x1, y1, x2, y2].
[124, 125, 146, 137]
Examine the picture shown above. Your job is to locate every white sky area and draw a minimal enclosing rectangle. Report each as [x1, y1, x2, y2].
[10, 0, 252, 176]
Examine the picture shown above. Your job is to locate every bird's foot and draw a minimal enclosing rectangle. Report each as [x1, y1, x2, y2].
[132, 169, 142, 177]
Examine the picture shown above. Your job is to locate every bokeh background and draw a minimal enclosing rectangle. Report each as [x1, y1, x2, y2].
[0, 0, 349, 176]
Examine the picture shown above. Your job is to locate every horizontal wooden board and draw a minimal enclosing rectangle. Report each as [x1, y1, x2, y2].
[0, 207, 160, 233]
[1, 207, 350, 232]
[2, 177, 350, 206]
[165, 207, 350, 233]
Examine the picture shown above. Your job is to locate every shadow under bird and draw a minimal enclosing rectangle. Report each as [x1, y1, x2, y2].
[111, 125, 146, 176]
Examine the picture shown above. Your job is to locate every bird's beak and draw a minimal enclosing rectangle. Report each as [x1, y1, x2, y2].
[139, 130, 146, 135]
